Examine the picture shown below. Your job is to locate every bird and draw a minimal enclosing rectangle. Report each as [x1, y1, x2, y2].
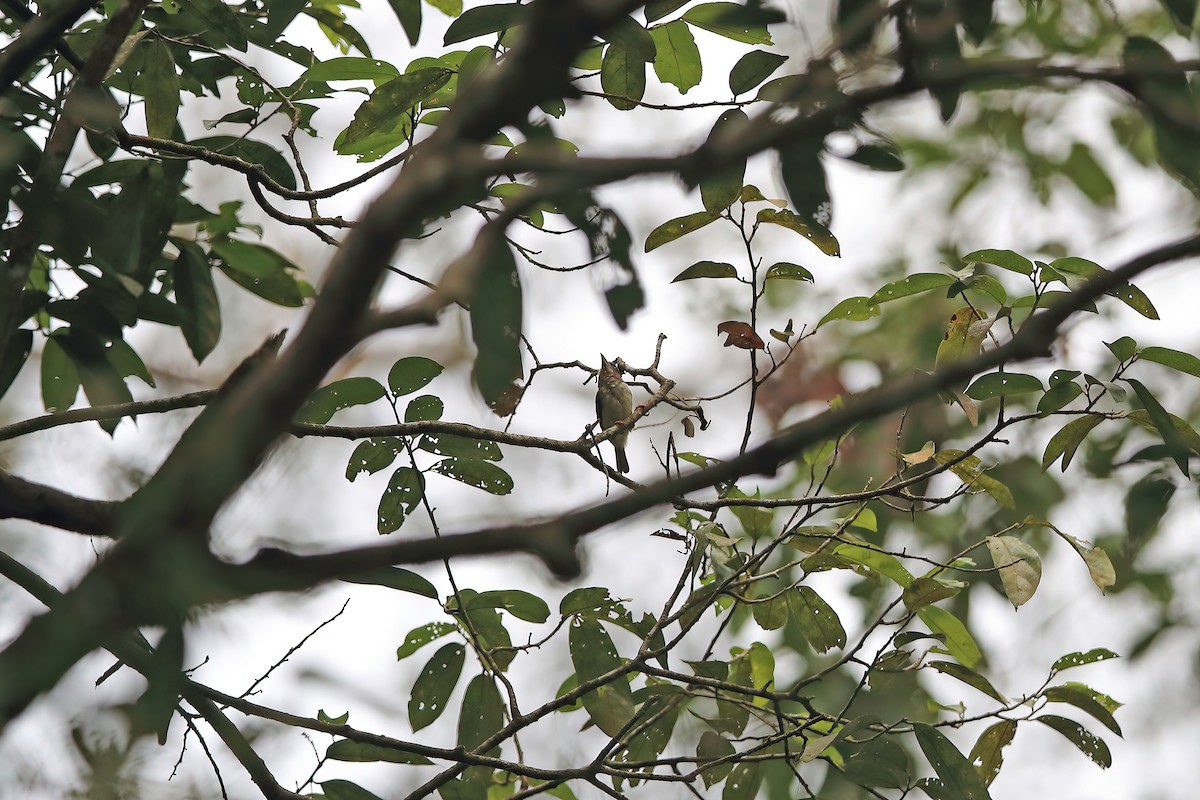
[595, 356, 634, 473]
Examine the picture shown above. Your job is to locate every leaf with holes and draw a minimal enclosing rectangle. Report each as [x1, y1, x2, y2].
[1035, 715, 1111, 767]
[570, 618, 635, 736]
[395, 622, 457, 660]
[432, 458, 513, 494]
[756, 208, 840, 256]
[788, 586, 846, 653]
[377, 467, 425, 534]
[870, 273, 953, 304]
[345, 437, 402, 481]
[408, 643, 465, 731]
[297, 377, 386, 424]
[912, 723, 993, 800]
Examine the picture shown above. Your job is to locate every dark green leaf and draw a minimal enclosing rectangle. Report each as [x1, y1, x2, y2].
[342, 566, 437, 599]
[569, 618, 635, 736]
[321, 780, 384, 800]
[603, 16, 656, 62]
[432, 459, 513, 494]
[187, 0, 249, 51]
[174, 241, 221, 363]
[1034, 715, 1111, 767]
[673, 261, 738, 281]
[378, 466, 425, 534]
[847, 142, 905, 171]
[902, 576, 962, 611]
[1050, 256, 1158, 319]
[778, 135, 832, 228]
[0, 329, 32, 401]
[189, 137, 297, 190]
[469, 240, 522, 405]
[756, 208, 839, 256]
[409, 642, 465, 731]
[340, 68, 452, 153]
[58, 333, 134, 432]
[1052, 648, 1119, 672]
[682, 2, 783, 45]
[728, 49, 787, 95]
[346, 437, 402, 481]
[1038, 380, 1082, 414]
[419, 432, 501, 461]
[1160, 0, 1198, 30]
[788, 586, 846, 653]
[645, 0, 689, 22]
[1139, 345, 1200, 379]
[388, 356, 443, 396]
[405, 394, 444, 422]
[444, 1, 527, 43]
[912, 723, 993, 800]
[870, 273, 953, 304]
[1125, 473, 1176, 558]
[843, 738, 912, 789]
[143, 40, 180, 139]
[303, 56, 400, 83]
[1123, 36, 1200, 193]
[327, 739, 432, 764]
[457, 673, 505, 752]
[297, 377, 386, 424]
[1060, 142, 1116, 206]
[396, 622, 457, 660]
[1041, 414, 1104, 472]
[1043, 685, 1121, 736]
[722, 761, 763, 800]
[965, 372, 1043, 401]
[600, 43, 646, 110]
[696, 731, 735, 787]
[901, 0, 963, 121]
[464, 589, 550, 623]
[1127, 378, 1190, 475]
[928, 660, 1005, 702]
[700, 110, 747, 213]
[40, 335, 80, 412]
[388, 0, 422, 45]
[764, 262, 814, 282]
[645, 210, 720, 251]
[836, 0, 884, 53]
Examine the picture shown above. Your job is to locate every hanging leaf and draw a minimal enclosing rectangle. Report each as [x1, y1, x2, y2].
[395, 622, 457, 660]
[432, 458, 514, 494]
[388, 0, 422, 45]
[716, 320, 765, 350]
[1050, 257, 1158, 320]
[968, 720, 1016, 787]
[650, 20, 701, 93]
[645, 210, 720, 251]
[778, 134, 832, 228]
[173, 241, 221, 363]
[339, 68, 453, 154]
[601, 43, 646, 110]
[918, 605, 982, 668]
[1043, 684, 1122, 736]
[912, 723, 993, 800]
[469, 240, 523, 405]
[569, 618, 635, 736]
[985, 535, 1042, 608]
[1034, 715, 1112, 768]
[457, 673, 505, 753]
[345, 437, 402, 481]
[342, 566, 437, 599]
[728, 50, 787, 95]
[143, 39, 180, 139]
[700, 110, 748, 213]
[681, 2, 783, 44]
[1041, 414, 1104, 472]
[377, 466, 426, 534]
[443, 2, 527, 44]
[408, 643, 465, 731]
[787, 586, 846, 653]
[927, 660, 1006, 703]
[1127, 378, 1190, 475]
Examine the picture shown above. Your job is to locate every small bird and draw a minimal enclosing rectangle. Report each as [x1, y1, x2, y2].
[596, 356, 634, 473]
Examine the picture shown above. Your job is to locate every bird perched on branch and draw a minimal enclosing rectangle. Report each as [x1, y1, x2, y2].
[596, 356, 634, 473]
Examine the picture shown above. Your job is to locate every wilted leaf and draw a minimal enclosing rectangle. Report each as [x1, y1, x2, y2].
[716, 320, 765, 349]
[985, 535, 1042, 607]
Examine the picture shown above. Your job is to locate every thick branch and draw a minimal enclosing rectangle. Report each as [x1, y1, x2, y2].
[0, 471, 119, 536]
[0, 0, 92, 90]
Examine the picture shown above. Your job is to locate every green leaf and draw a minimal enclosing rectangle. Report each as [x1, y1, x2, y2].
[303, 57, 400, 83]
[601, 16, 656, 61]
[846, 143, 905, 171]
[1123, 37, 1200, 194]
[0, 328, 32, 402]
[396, 622, 457, 660]
[646, 0, 689, 22]
[321, 779, 385, 800]
[173, 241, 221, 363]
[457, 673, 505, 752]
[1037, 380, 1082, 414]
[778, 135, 832, 229]
[756, 209, 839, 256]
[751, 592, 788, 631]
[645, 210, 720, 251]
[378, 466, 425, 534]
[143, 40, 180, 139]
[1060, 142, 1116, 206]
[927, 661, 1006, 703]
[1105, 336, 1138, 362]
[213, 242, 306, 307]
[788, 586, 846, 653]
[912, 723, 993, 800]
[1041, 414, 1104, 471]
[326, 739, 432, 764]
[405, 394, 444, 422]
[962, 249, 1034, 275]
[426, 0, 462, 15]
[652, 21, 700, 91]
[965, 373, 1043, 401]
[432, 459, 514, 494]
[388, 0, 422, 45]
[1050, 256, 1159, 320]
[834, 543, 914, 587]
[1139, 345, 1200, 379]
[345, 437, 402, 481]
[1127, 378, 1190, 475]
[968, 720, 1016, 787]
[764, 262, 813, 282]
[57, 333, 134, 432]
[41, 335, 80, 412]
[818, 296, 879, 328]
[902, 576, 962, 611]
[1034, 715, 1111, 768]
[409, 642, 465, 731]
[696, 731, 735, 787]
[297, 377, 386, 424]
[340, 68, 453, 153]
[570, 618, 635, 736]
[869, 273, 954, 304]
[600, 43, 646, 110]
[933, 450, 1014, 508]
[700, 109, 747, 213]
[836, 0, 885, 53]
[722, 761, 763, 800]
[342, 566, 437, 599]
[1052, 648, 1119, 673]
[985, 535, 1041, 608]
[1043, 685, 1122, 736]
[467, 589, 550, 623]
[388, 356, 443, 396]
[443, 2, 526, 44]
[672, 261, 738, 281]
[189, 136, 297, 191]
[1160, 0, 1198, 30]
[728, 49, 787, 95]
[959, 274, 1008, 305]
[187, 0, 249, 51]
[420, 433, 502, 461]
[469, 240, 522, 405]
[918, 606, 982, 668]
[681, 2, 783, 45]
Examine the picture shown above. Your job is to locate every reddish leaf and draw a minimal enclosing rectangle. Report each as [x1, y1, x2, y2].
[717, 321, 765, 350]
